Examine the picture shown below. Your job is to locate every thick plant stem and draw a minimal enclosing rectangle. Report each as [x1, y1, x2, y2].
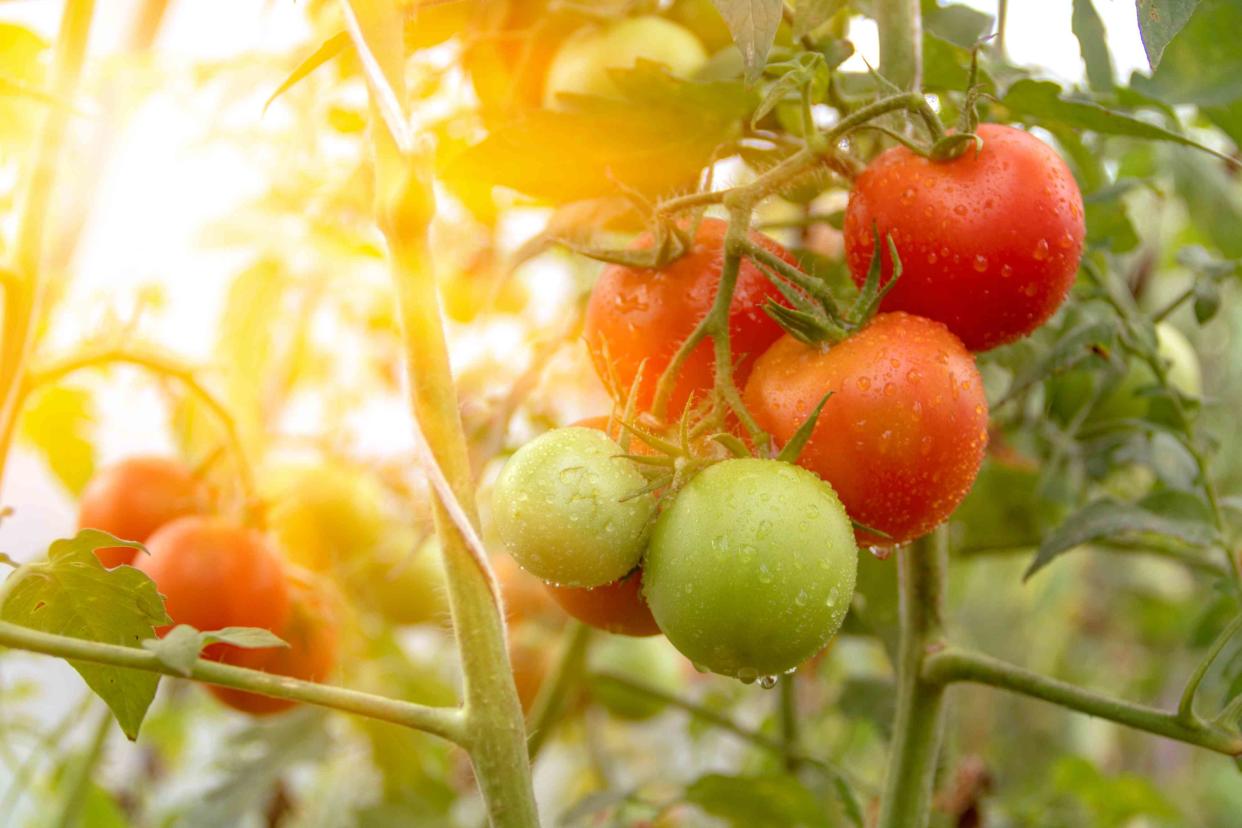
[0, 0, 95, 492]
[923, 648, 1242, 756]
[0, 620, 465, 741]
[877, 530, 949, 828]
[385, 216, 538, 823]
[876, 0, 922, 90]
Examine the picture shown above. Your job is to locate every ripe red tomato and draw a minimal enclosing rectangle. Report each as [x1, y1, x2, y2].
[584, 218, 797, 416]
[843, 124, 1085, 351]
[743, 312, 988, 545]
[209, 570, 341, 715]
[137, 516, 290, 648]
[546, 569, 660, 637]
[78, 457, 208, 568]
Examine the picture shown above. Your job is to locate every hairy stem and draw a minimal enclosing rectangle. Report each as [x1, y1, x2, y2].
[0, 621, 465, 742]
[877, 530, 949, 828]
[876, 0, 922, 90]
[923, 647, 1242, 756]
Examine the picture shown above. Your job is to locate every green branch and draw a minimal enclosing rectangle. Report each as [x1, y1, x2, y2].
[923, 647, 1242, 757]
[527, 621, 592, 760]
[877, 530, 949, 828]
[0, 621, 466, 743]
[1178, 613, 1242, 722]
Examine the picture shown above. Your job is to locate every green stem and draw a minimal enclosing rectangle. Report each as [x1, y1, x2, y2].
[876, 0, 922, 90]
[378, 159, 538, 822]
[923, 647, 1242, 756]
[51, 708, 111, 828]
[0, 0, 96, 493]
[24, 347, 256, 510]
[877, 530, 949, 828]
[0, 621, 465, 742]
[527, 621, 592, 760]
[1178, 613, 1242, 722]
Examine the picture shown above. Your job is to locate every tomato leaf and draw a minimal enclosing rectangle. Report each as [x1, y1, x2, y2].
[1002, 79, 1232, 163]
[263, 31, 349, 114]
[142, 624, 288, 677]
[710, 0, 784, 81]
[684, 773, 831, 827]
[1025, 499, 1217, 580]
[1136, 0, 1201, 70]
[1135, 0, 1242, 105]
[17, 384, 95, 496]
[923, 3, 994, 48]
[1072, 0, 1114, 91]
[793, 0, 844, 40]
[0, 530, 170, 739]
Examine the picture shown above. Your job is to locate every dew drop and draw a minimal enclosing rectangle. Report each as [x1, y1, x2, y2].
[900, 187, 916, 204]
[1033, 239, 1050, 261]
[758, 675, 779, 689]
[737, 667, 759, 684]
[973, 255, 988, 273]
[856, 376, 872, 391]
[1000, 264, 1014, 279]
[953, 204, 968, 216]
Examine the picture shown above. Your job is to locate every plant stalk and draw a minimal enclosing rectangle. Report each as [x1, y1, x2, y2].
[877, 530, 949, 828]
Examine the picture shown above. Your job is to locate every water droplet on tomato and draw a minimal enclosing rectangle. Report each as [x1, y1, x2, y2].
[973, 255, 988, 272]
[1033, 239, 1050, 261]
[1001, 264, 1014, 278]
[856, 376, 871, 391]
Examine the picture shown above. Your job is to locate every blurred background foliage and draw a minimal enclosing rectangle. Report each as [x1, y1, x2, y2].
[2, 0, 1242, 825]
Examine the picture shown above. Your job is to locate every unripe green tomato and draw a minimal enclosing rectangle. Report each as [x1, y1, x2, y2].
[643, 459, 858, 681]
[365, 535, 449, 628]
[492, 427, 655, 588]
[262, 461, 386, 572]
[543, 15, 708, 107]
[667, 0, 735, 53]
[587, 635, 685, 720]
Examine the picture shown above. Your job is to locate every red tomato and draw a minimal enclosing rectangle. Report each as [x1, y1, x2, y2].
[546, 569, 660, 637]
[584, 218, 797, 416]
[78, 457, 208, 568]
[743, 313, 988, 545]
[137, 516, 290, 649]
[843, 124, 1084, 351]
[209, 570, 341, 715]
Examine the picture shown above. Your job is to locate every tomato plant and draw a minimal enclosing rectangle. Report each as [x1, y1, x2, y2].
[583, 217, 799, 416]
[77, 456, 208, 568]
[745, 312, 989, 545]
[843, 124, 1085, 351]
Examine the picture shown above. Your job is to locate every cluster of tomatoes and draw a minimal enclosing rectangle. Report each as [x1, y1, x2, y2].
[495, 122, 1086, 682]
[77, 457, 340, 715]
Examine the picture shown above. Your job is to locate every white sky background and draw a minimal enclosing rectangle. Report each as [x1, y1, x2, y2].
[0, 0, 1152, 561]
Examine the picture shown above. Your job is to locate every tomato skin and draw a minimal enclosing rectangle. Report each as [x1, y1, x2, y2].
[643, 458, 858, 680]
[209, 570, 340, 715]
[137, 516, 290, 650]
[584, 218, 798, 416]
[491, 427, 654, 588]
[843, 124, 1085, 351]
[262, 462, 386, 572]
[547, 569, 660, 637]
[744, 312, 988, 545]
[78, 457, 208, 568]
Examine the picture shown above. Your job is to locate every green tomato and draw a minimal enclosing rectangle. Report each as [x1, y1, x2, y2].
[543, 15, 708, 107]
[587, 635, 684, 720]
[364, 535, 449, 628]
[262, 461, 386, 571]
[492, 427, 655, 588]
[643, 458, 858, 681]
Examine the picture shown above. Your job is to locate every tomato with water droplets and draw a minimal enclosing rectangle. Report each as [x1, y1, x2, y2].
[547, 568, 660, 637]
[843, 124, 1085, 351]
[743, 312, 989, 545]
[584, 218, 798, 416]
[643, 458, 857, 680]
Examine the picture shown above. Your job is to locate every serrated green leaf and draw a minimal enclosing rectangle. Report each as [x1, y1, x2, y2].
[1026, 499, 1217, 579]
[710, 0, 784, 81]
[1136, 0, 1201, 70]
[1072, 0, 1114, 91]
[1002, 79, 1230, 162]
[17, 384, 95, 496]
[0, 530, 169, 739]
[684, 773, 830, 827]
